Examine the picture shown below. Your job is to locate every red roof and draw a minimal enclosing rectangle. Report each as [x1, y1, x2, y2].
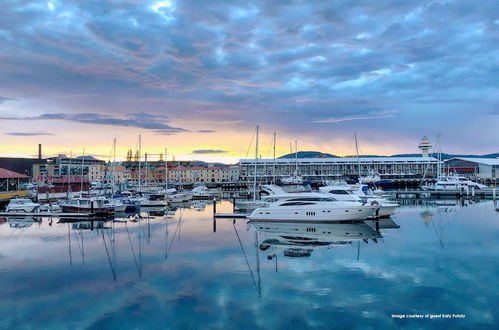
[0, 168, 28, 179]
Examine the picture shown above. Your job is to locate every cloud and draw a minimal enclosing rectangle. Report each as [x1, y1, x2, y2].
[0, 112, 188, 133]
[197, 130, 216, 133]
[5, 132, 54, 136]
[191, 149, 228, 154]
[311, 110, 399, 124]
[0, 96, 15, 104]
[0, 0, 498, 153]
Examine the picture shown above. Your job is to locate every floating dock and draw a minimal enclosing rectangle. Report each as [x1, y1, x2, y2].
[213, 213, 248, 219]
[390, 188, 498, 199]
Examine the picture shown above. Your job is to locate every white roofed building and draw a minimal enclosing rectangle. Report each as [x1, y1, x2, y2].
[444, 157, 499, 180]
[238, 156, 440, 182]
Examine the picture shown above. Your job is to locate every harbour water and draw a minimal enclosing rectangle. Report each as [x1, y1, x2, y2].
[1, 199, 498, 329]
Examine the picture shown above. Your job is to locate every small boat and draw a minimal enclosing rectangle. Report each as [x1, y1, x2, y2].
[37, 203, 63, 213]
[191, 185, 220, 199]
[5, 198, 40, 213]
[109, 198, 139, 213]
[135, 194, 168, 208]
[60, 197, 114, 216]
[166, 191, 193, 203]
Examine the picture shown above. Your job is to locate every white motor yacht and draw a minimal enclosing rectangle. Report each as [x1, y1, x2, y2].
[166, 191, 193, 203]
[422, 174, 487, 191]
[319, 184, 398, 218]
[248, 193, 378, 222]
[191, 185, 220, 199]
[134, 194, 168, 208]
[5, 198, 40, 213]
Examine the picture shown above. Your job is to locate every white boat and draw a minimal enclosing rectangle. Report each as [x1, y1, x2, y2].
[134, 194, 168, 208]
[5, 198, 40, 213]
[248, 193, 378, 222]
[166, 191, 193, 203]
[281, 175, 303, 185]
[319, 184, 398, 218]
[109, 198, 139, 213]
[37, 203, 62, 213]
[191, 185, 220, 199]
[422, 174, 487, 191]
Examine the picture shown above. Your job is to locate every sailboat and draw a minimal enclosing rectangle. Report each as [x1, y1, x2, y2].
[235, 125, 268, 211]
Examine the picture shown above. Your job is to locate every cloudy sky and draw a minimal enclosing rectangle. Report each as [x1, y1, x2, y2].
[0, 0, 497, 162]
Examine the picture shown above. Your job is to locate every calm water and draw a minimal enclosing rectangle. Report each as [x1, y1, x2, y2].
[1, 199, 498, 329]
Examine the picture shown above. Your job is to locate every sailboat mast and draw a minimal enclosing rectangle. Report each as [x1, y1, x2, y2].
[253, 125, 259, 201]
[273, 132, 276, 184]
[354, 132, 361, 177]
[138, 135, 142, 191]
[145, 153, 148, 189]
[164, 147, 168, 190]
[295, 140, 298, 175]
[112, 138, 116, 195]
[80, 148, 85, 197]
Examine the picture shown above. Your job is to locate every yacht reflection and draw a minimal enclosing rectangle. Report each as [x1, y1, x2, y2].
[190, 200, 208, 211]
[6, 216, 42, 228]
[249, 221, 382, 259]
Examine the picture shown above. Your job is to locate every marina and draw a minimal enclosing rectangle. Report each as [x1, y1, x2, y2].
[0, 197, 497, 328]
[1, 0, 498, 327]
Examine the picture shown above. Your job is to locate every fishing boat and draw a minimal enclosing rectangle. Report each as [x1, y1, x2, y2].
[248, 193, 378, 222]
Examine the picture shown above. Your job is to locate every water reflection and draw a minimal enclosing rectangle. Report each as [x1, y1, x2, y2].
[0, 199, 497, 329]
[6, 216, 42, 228]
[250, 221, 384, 259]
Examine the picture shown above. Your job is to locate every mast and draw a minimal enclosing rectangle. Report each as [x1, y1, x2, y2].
[68, 151, 72, 195]
[253, 125, 259, 201]
[273, 132, 276, 184]
[294, 140, 298, 176]
[145, 152, 148, 189]
[138, 135, 142, 191]
[354, 132, 361, 178]
[80, 148, 85, 197]
[165, 148, 168, 190]
[112, 138, 116, 195]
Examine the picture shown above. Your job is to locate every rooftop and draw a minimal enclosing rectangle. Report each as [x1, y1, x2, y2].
[0, 168, 29, 179]
[448, 157, 499, 166]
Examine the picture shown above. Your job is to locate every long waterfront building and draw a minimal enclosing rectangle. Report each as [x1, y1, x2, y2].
[238, 156, 440, 182]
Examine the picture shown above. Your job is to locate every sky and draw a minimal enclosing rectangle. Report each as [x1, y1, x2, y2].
[0, 0, 498, 163]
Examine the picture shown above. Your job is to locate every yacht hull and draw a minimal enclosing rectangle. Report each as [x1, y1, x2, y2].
[248, 205, 378, 222]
